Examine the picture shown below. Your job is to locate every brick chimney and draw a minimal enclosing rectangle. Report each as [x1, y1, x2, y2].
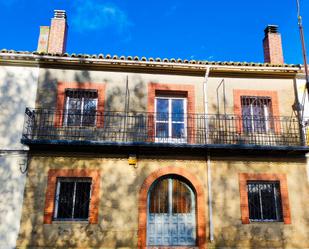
[37, 10, 68, 54]
[263, 25, 284, 64]
[48, 10, 68, 54]
[37, 26, 50, 53]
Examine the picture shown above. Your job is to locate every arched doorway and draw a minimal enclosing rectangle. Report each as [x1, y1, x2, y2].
[147, 176, 196, 246]
[138, 166, 206, 249]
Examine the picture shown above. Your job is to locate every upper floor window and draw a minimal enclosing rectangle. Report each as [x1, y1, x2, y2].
[241, 96, 273, 132]
[64, 89, 98, 126]
[54, 177, 92, 221]
[155, 96, 187, 142]
[247, 181, 283, 222]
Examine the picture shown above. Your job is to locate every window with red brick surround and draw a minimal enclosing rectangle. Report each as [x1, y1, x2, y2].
[55, 82, 105, 127]
[148, 83, 195, 143]
[44, 169, 101, 224]
[233, 89, 280, 133]
[239, 173, 291, 224]
[138, 166, 206, 249]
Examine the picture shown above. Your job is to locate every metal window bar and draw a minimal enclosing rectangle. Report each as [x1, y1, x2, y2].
[54, 177, 92, 221]
[247, 181, 283, 222]
[241, 96, 273, 133]
[22, 108, 303, 146]
[64, 89, 98, 127]
[148, 177, 195, 214]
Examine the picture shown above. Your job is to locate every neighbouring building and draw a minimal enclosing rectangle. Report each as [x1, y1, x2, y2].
[1, 10, 308, 249]
[0, 55, 39, 249]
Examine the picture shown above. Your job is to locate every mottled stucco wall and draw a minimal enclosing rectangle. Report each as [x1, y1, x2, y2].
[16, 154, 309, 249]
[0, 65, 39, 249]
[35, 68, 296, 116]
[16, 154, 208, 249]
[209, 156, 309, 249]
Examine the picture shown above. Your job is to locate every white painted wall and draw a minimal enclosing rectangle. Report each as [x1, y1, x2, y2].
[0, 65, 38, 249]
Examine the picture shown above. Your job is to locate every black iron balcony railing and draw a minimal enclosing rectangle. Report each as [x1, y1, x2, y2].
[22, 108, 304, 147]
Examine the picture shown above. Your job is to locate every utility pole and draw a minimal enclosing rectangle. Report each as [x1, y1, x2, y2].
[296, 0, 309, 98]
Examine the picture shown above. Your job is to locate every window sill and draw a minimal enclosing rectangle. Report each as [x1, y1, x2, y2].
[51, 220, 89, 224]
[249, 220, 284, 223]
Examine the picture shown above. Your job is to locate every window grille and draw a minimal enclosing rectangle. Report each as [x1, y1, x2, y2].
[247, 181, 283, 222]
[54, 177, 92, 220]
[241, 96, 273, 132]
[149, 177, 194, 214]
[64, 89, 98, 126]
[147, 177, 196, 246]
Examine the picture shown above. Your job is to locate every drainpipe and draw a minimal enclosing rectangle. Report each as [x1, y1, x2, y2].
[203, 67, 214, 242]
[203, 67, 210, 143]
[207, 153, 214, 242]
[306, 153, 309, 183]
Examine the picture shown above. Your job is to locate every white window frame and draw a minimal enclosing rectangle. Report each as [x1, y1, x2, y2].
[54, 177, 92, 221]
[64, 94, 98, 127]
[154, 96, 187, 143]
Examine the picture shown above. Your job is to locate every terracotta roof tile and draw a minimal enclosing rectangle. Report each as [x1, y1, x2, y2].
[0, 49, 300, 68]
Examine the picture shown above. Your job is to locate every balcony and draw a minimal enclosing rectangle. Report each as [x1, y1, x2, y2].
[21, 108, 306, 150]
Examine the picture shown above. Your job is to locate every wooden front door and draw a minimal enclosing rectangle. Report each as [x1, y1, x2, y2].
[147, 177, 196, 246]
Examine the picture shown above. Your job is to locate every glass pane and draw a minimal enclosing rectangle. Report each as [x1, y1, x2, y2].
[274, 184, 283, 221]
[172, 99, 184, 122]
[73, 181, 92, 219]
[156, 123, 169, 138]
[252, 105, 266, 132]
[247, 183, 262, 220]
[56, 181, 75, 219]
[82, 98, 97, 126]
[156, 99, 169, 121]
[149, 179, 169, 213]
[260, 183, 277, 220]
[172, 180, 192, 213]
[242, 105, 252, 133]
[172, 123, 185, 138]
[66, 98, 82, 126]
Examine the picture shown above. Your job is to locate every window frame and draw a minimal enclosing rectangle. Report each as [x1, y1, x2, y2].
[148, 177, 195, 214]
[44, 169, 100, 224]
[247, 180, 283, 222]
[241, 96, 273, 133]
[55, 82, 105, 128]
[238, 173, 291, 224]
[154, 96, 187, 143]
[63, 89, 98, 127]
[53, 177, 92, 221]
[233, 90, 280, 134]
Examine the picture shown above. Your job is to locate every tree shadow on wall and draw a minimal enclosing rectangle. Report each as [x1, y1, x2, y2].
[210, 158, 309, 249]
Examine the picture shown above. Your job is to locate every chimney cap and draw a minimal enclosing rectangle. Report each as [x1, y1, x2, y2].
[264, 25, 279, 35]
[54, 10, 66, 19]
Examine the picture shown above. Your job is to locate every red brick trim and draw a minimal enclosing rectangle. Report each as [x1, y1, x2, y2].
[138, 166, 206, 249]
[44, 169, 101, 224]
[239, 173, 291, 224]
[148, 83, 196, 143]
[233, 89, 280, 133]
[55, 82, 105, 127]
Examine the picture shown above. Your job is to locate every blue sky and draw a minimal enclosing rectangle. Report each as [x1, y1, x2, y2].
[0, 0, 308, 64]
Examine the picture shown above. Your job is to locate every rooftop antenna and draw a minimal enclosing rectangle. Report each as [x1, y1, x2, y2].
[296, 0, 309, 98]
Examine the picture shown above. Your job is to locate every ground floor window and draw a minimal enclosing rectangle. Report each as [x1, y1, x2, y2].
[247, 181, 283, 222]
[54, 177, 92, 221]
[239, 173, 291, 224]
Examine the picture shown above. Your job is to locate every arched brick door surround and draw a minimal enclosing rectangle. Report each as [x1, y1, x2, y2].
[138, 166, 206, 249]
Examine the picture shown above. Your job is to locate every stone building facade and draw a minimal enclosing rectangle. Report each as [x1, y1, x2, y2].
[1, 10, 309, 249]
